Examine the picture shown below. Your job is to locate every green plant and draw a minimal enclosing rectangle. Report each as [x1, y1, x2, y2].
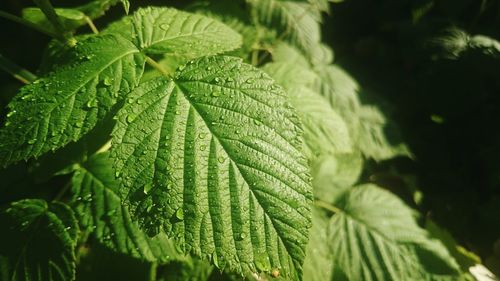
[0, 0, 489, 280]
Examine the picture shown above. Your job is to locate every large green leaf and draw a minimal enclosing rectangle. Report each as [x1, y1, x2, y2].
[327, 184, 462, 280]
[248, 0, 321, 57]
[105, 7, 242, 56]
[0, 34, 145, 167]
[71, 152, 184, 263]
[0, 199, 78, 281]
[111, 55, 312, 279]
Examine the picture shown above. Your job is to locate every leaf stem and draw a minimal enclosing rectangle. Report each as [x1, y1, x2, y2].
[84, 16, 99, 34]
[146, 56, 171, 77]
[148, 262, 158, 281]
[315, 200, 342, 213]
[0, 10, 58, 38]
[32, 0, 75, 45]
[0, 53, 37, 84]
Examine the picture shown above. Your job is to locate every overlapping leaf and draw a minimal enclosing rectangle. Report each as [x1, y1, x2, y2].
[78, 0, 130, 19]
[302, 208, 332, 281]
[105, 7, 242, 56]
[0, 34, 145, 167]
[111, 55, 312, 279]
[263, 61, 352, 159]
[71, 152, 183, 263]
[327, 184, 462, 280]
[248, 0, 321, 57]
[0, 199, 78, 281]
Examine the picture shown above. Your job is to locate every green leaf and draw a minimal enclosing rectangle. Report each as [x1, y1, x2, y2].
[111, 55, 312, 279]
[311, 153, 363, 202]
[428, 28, 500, 59]
[271, 43, 310, 66]
[302, 208, 332, 281]
[263, 62, 352, 159]
[327, 184, 462, 280]
[105, 7, 242, 56]
[0, 34, 145, 167]
[71, 152, 183, 263]
[357, 105, 412, 161]
[249, 0, 321, 57]
[22, 7, 86, 34]
[0, 199, 78, 281]
[77, 0, 130, 19]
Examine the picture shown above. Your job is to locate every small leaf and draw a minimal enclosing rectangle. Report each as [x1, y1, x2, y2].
[0, 34, 145, 167]
[71, 152, 184, 263]
[105, 7, 242, 56]
[111, 55, 312, 279]
[0, 199, 78, 281]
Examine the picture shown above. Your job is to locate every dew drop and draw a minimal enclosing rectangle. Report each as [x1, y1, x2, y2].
[212, 91, 221, 97]
[143, 183, 152, 195]
[103, 77, 113, 86]
[27, 139, 37, 145]
[217, 156, 225, 163]
[159, 23, 170, 31]
[175, 208, 184, 220]
[126, 115, 135, 123]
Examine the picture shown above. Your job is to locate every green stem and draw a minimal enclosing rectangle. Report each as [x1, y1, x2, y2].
[0, 10, 58, 38]
[315, 200, 342, 214]
[146, 56, 170, 77]
[0, 54, 37, 84]
[32, 0, 73, 44]
[148, 262, 157, 281]
[84, 16, 99, 34]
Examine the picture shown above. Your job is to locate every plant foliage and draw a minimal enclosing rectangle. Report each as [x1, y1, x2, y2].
[0, 0, 496, 280]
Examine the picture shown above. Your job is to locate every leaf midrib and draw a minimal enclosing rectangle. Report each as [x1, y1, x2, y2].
[173, 82, 301, 276]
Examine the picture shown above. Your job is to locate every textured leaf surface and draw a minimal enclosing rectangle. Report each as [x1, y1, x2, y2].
[0, 34, 145, 167]
[105, 7, 242, 56]
[249, 0, 321, 57]
[328, 184, 462, 281]
[71, 152, 183, 263]
[111, 56, 312, 279]
[0, 199, 78, 281]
